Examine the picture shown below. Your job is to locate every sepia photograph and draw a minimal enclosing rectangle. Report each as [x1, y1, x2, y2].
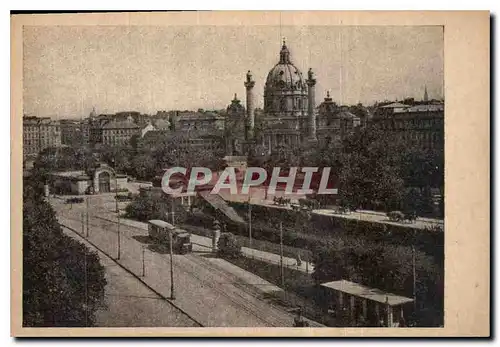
[11, 11, 489, 337]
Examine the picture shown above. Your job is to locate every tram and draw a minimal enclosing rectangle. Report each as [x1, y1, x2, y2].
[147, 219, 193, 254]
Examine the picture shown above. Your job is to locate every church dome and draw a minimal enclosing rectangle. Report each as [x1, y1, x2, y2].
[263, 40, 308, 116]
[264, 41, 307, 91]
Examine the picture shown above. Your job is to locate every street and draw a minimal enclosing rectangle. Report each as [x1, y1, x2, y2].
[60, 225, 199, 327]
[51, 194, 302, 327]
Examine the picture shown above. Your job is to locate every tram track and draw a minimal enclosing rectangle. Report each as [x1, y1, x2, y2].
[57, 211, 291, 327]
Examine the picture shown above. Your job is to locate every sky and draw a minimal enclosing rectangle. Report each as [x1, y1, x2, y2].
[23, 25, 444, 119]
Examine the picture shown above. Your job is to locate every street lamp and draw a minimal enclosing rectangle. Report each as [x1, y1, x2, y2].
[141, 245, 146, 277]
[169, 229, 175, 300]
[86, 195, 90, 238]
[115, 174, 119, 213]
[412, 230, 417, 313]
[111, 157, 119, 213]
[116, 218, 121, 260]
[247, 195, 253, 254]
[167, 200, 176, 300]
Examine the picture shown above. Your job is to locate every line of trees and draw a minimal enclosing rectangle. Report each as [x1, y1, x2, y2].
[249, 124, 444, 218]
[23, 176, 107, 327]
[33, 131, 227, 183]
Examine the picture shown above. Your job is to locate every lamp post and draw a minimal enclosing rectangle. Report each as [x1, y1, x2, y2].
[248, 196, 253, 256]
[169, 230, 175, 300]
[111, 156, 119, 213]
[279, 221, 285, 289]
[115, 174, 119, 213]
[141, 245, 146, 277]
[412, 231, 417, 313]
[167, 201, 176, 300]
[86, 195, 90, 238]
[116, 214, 121, 260]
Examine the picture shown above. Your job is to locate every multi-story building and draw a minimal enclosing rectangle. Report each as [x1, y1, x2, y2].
[88, 110, 141, 147]
[172, 111, 225, 133]
[371, 101, 444, 152]
[140, 129, 224, 153]
[23, 116, 61, 158]
[101, 117, 141, 146]
[59, 119, 90, 147]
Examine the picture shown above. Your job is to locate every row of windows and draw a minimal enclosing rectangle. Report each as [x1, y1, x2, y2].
[179, 120, 218, 129]
[377, 118, 443, 129]
[103, 136, 130, 141]
[103, 129, 137, 135]
[24, 127, 60, 132]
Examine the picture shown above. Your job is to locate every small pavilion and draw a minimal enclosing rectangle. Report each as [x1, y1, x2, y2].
[320, 279, 414, 327]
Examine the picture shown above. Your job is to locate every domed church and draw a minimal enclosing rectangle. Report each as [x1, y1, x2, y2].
[242, 40, 319, 155]
[226, 40, 360, 156]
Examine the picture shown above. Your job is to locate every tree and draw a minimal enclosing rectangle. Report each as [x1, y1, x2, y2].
[335, 126, 408, 211]
[98, 145, 133, 173]
[129, 153, 157, 180]
[125, 193, 188, 224]
[23, 179, 107, 327]
[312, 229, 443, 327]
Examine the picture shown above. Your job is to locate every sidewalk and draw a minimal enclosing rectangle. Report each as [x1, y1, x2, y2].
[314, 208, 444, 230]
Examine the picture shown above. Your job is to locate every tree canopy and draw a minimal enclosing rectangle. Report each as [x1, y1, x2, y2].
[23, 178, 107, 327]
[312, 231, 443, 327]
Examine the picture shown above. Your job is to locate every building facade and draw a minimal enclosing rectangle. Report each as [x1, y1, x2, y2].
[49, 163, 128, 195]
[256, 41, 314, 152]
[372, 101, 444, 152]
[241, 41, 360, 155]
[101, 118, 141, 146]
[172, 111, 225, 133]
[59, 119, 90, 147]
[88, 111, 141, 146]
[23, 116, 62, 158]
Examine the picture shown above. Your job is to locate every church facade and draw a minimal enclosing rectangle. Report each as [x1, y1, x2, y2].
[231, 40, 360, 155]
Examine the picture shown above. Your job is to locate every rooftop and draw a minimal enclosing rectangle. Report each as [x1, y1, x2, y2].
[51, 170, 89, 180]
[102, 119, 140, 129]
[176, 112, 225, 121]
[148, 219, 173, 229]
[394, 104, 444, 113]
[320, 279, 414, 306]
[154, 119, 171, 129]
[380, 102, 409, 109]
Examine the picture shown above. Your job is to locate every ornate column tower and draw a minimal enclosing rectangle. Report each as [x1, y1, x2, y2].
[306, 68, 317, 142]
[244, 70, 256, 141]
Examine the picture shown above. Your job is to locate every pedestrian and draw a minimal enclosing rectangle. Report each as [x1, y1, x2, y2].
[296, 253, 302, 267]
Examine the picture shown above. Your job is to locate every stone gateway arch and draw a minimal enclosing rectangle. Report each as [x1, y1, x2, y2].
[93, 165, 116, 194]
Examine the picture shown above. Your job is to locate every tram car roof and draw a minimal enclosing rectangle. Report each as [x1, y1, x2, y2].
[148, 220, 190, 237]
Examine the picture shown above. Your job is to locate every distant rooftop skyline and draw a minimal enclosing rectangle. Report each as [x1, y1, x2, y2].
[23, 25, 443, 120]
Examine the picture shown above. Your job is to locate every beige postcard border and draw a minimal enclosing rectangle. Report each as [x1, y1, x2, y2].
[10, 11, 490, 337]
